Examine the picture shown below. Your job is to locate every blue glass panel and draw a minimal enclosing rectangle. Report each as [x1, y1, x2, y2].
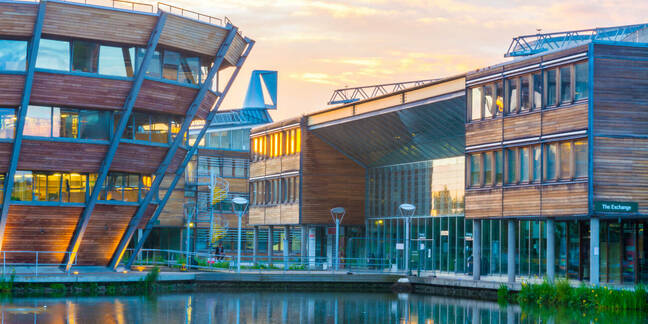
[0, 108, 16, 139]
[0, 39, 27, 71]
[36, 39, 70, 71]
[99, 45, 135, 77]
[24, 106, 52, 137]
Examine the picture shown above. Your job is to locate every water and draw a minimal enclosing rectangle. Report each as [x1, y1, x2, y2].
[0, 291, 646, 323]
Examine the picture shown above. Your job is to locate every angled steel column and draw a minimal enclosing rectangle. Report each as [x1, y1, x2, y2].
[123, 37, 254, 269]
[111, 29, 250, 270]
[62, 12, 168, 271]
[0, 0, 47, 251]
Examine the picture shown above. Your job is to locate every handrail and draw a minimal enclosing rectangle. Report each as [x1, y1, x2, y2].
[1, 250, 76, 276]
[55, 0, 154, 13]
[157, 2, 230, 27]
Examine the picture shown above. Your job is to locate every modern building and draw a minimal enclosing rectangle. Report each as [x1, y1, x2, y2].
[0, 0, 252, 269]
[248, 24, 648, 284]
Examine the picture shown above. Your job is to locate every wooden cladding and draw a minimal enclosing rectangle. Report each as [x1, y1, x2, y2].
[42, 1, 155, 46]
[466, 119, 502, 147]
[543, 104, 588, 135]
[18, 140, 106, 173]
[2, 205, 81, 264]
[466, 183, 587, 218]
[197, 91, 219, 120]
[31, 72, 130, 110]
[0, 143, 12, 173]
[503, 113, 540, 140]
[225, 33, 247, 67]
[76, 204, 137, 265]
[0, 74, 25, 106]
[593, 44, 648, 137]
[135, 80, 197, 116]
[594, 137, 648, 214]
[158, 14, 227, 57]
[0, 2, 37, 37]
[112, 143, 186, 174]
[301, 131, 364, 225]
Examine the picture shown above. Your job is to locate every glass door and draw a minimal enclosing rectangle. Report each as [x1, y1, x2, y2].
[622, 222, 637, 283]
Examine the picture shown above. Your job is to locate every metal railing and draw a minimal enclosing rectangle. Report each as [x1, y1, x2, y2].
[127, 248, 404, 274]
[54, 0, 154, 12]
[157, 2, 230, 26]
[0, 251, 76, 276]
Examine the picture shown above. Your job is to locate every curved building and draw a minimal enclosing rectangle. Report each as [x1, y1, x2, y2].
[0, 0, 253, 269]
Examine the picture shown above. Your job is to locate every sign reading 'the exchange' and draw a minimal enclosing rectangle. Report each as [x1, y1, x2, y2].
[594, 201, 638, 213]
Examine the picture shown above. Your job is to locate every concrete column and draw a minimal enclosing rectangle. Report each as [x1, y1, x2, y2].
[472, 219, 481, 280]
[590, 217, 600, 285]
[507, 220, 515, 283]
[301, 225, 307, 264]
[546, 219, 555, 282]
[252, 226, 258, 265]
[268, 226, 273, 266]
[283, 226, 290, 268]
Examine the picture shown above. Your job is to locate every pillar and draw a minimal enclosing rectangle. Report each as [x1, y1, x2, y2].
[472, 219, 481, 280]
[268, 225, 273, 266]
[590, 217, 600, 285]
[507, 220, 515, 283]
[137, 228, 143, 261]
[283, 226, 290, 268]
[301, 225, 307, 264]
[546, 219, 555, 282]
[252, 226, 258, 265]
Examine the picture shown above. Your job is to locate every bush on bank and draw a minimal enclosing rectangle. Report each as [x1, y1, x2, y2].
[498, 280, 648, 312]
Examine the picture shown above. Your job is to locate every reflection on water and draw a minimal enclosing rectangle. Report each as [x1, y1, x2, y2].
[0, 291, 646, 323]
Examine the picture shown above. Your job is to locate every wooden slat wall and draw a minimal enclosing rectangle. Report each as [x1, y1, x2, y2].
[265, 158, 282, 175]
[42, 1, 154, 46]
[0, 2, 37, 37]
[18, 140, 106, 172]
[465, 119, 502, 146]
[196, 91, 218, 120]
[158, 14, 226, 57]
[2, 205, 81, 264]
[112, 143, 164, 174]
[76, 204, 137, 265]
[265, 206, 281, 225]
[282, 155, 300, 172]
[157, 176, 185, 227]
[503, 113, 540, 140]
[541, 183, 588, 216]
[249, 207, 265, 225]
[228, 178, 248, 193]
[32, 72, 130, 110]
[280, 204, 299, 224]
[594, 137, 648, 214]
[0, 74, 25, 106]
[225, 32, 247, 67]
[250, 161, 265, 178]
[0, 143, 12, 173]
[135, 80, 197, 115]
[301, 131, 365, 225]
[503, 186, 540, 217]
[465, 189, 502, 218]
[542, 104, 588, 135]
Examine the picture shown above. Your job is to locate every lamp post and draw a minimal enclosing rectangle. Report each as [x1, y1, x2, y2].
[232, 197, 249, 273]
[399, 203, 415, 274]
[330, 207, 345, 271]
[183, 202, 195, 269]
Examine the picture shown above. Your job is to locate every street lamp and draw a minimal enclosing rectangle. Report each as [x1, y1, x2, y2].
[399, 203, 415, 274]
[183, 202, 195, 269]
[232, 196, 249, 273]
[330, 207, 345, 271]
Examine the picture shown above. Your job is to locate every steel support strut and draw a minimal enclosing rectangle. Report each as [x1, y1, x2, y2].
[62, 12, 168, 271]
[124, 38, 255, 269]
[108, 27, 246, 270]
[0, 0, 48, 251]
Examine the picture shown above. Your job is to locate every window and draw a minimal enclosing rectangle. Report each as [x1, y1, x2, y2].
[574, 140, 588, 178]
[149, 114, 169, 143]
[520, 147, 529, 182]
[62, 173, 87, 203]
[98, 45, 135, 77]
[484, 152, 492, 185]
[12, 171, 33, 201]
[506, 148, 516, 184]
[520, 76, 530, 111]
[470, 153, 481, 186]
[72, 40, 99, 73]
[79, 110, 110, 140]
[560, 142, 572, 179]
[0, 39, 27, 71]
[145, 49, 162, 78]
[99, 172, 151, 202]
[24, 106, 52, 137]
[179, 56, 200, 84]
[506, 78, 518, 113]
[0, 108, 16, 139]
[25, 106, 110, 140]
[560, 66, 571, 103]
[12, 171, 94, 203]
[470, 87, 482, 121]
[134, 112, 150, 141]
[495, 81, 504, 115]
[253, 127, 300, 160]
[36, 39, 70, 71]
[545, 143, 557, 180]
[574, 62, 588, 100]
[532, 145, 541, 182]
[494, 150, 503, 185]
[546, 69, 557, 107]
[162, 50, 180, 81]
[483, 85, 493, 118]
[532, 72, 542, 109]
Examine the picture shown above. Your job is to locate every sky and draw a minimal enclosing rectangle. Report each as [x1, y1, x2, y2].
[150, 0, 648, 121]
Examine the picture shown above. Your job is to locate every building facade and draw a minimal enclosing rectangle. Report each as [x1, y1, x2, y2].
[0, 0, 251, 268]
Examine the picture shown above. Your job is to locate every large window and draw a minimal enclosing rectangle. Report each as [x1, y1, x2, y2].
[251, 175, 300, 206]
[99, 172, 153, 202]
[36, 39, 70, 71]
[121, 111, 184, 144]
[146, 48, 207, 85]
[252, 127, 301, 161]
[0, 39, 27, 71]
[24, 106, 110, 140]
[574, 62, 589, 100]
[98, 45, 135, 77]
[0, 108, 16, 139]
[72, 40, 99, 73]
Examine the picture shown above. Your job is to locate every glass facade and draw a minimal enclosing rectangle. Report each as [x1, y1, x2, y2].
[251, 127, 301, 160]
[0, 39, 27, 71]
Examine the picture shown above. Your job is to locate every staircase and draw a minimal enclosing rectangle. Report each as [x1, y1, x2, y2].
[194, 171, 230, 251]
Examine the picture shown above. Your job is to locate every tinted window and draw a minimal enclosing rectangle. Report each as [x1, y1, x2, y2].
[520, 76, 530, 111]
[150, 114, 169, 143]
[532, 146, 541, 182]
[546, 69, 557, 106]
[80, 110, 110, 140]
[532, 72, 542, 109]
[545, 143, 557, 180]
[24, 106, 52, 137]
[574, 62, 588, 100]
[507, 78, 518, 113]
[98, 45, 135, 77]
[0, 39, 27, 71]
[483, 85, 493, 118]
[560, 142, 572, 179]
[560, 66, 571, 103]
[483, 153, 492, 185]
[179, 56, 200, 84]
[72, 40, 99, 73]
[470, 154, 480, 186]
[520, 147, 529, 182]
[506, 148, 516, 184]
[470, 87, 482, 121]
[0, 108, 16, 139]
[574, 140, 588, 177]
[162, 50, 180, 80]
[36, 39, 70, 71]
[145, 49, 162, 78]
[494, 150, 503, 185]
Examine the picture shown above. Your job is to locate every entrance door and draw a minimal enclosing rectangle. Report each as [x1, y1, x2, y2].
[622, 222, 637, 283]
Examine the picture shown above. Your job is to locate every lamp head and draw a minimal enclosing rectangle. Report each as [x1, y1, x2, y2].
[232, 197, 249, 206]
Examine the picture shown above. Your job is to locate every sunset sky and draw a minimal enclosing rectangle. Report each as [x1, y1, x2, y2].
[159, 0, 648, 121]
